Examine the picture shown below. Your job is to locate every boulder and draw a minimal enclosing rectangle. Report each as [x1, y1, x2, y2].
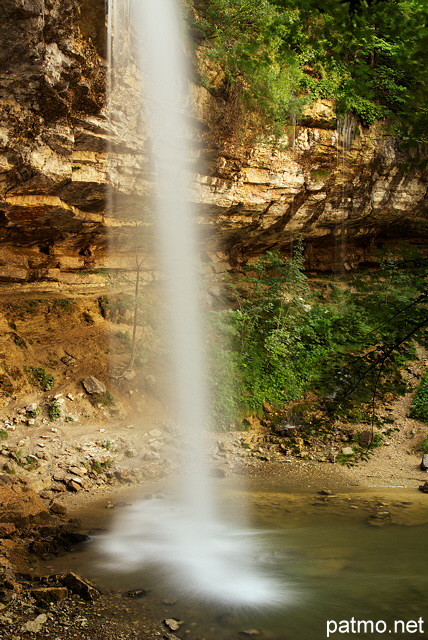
[82, 376, 106, 395]
[61, 571, 101, 601]
[0, 483, 50, 525]
[420, 454, 428, 471]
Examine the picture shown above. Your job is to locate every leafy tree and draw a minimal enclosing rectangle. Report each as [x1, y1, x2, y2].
[187, 0, 428, 141]
[208, 245, 428, 428]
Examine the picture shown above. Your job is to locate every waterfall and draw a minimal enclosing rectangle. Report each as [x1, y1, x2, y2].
[335, 113, 357, 271]
[100, 0, 286, 606]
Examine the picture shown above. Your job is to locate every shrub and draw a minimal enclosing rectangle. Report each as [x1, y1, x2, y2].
[410, 371, 428, 423]
[208, 243, 428, 429]
[49, 399, 62, 421]
[25, 367, 54, 391]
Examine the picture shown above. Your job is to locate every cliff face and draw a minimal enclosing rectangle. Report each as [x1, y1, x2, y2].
[0, 0, 427, 285]
[193, 91, 428, 270]
[0, 0, 108, 285]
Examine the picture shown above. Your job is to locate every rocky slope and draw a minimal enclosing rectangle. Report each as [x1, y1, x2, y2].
[0, 0, 427, 286]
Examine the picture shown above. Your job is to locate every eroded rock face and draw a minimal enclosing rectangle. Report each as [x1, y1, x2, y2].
[192, 89, 428, 269]
[0, 0, 109, 283]
[0, 1, 427, 280]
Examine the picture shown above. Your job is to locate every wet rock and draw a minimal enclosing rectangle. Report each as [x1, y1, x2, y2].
[420, 454, 428, 471]
[3, 578, 22, 591]
[242, 416, 261, 428]
[30, 540, 57, 558]
[31, 587, 69, 604]
[359, 430, 373, 446]
[0, 523, 16, 537]
[124, 588, 149, 598]
[148, 429, 163, 439]
[61, 571, 101, 601]
[368, 510, 391, 526]
[239, 630, 263, 637]
[144, 451, 161, 461]
[163, 618, 182, 631]
[82, 376, 107, 395]
[149, 440, 163, 451]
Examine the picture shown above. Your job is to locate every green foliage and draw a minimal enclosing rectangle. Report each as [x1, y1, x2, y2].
[414, 432, 428, 454]
[26, 405, 40, 419]
[337, 433, 383, 466]
[410, 371, 428, 423]
[188, 0, 306, 137]
[53, 298, 75, 310]
[48, 399, 62, 421]
[188, 0, 428, 142]
[87, 458, 112, 474]
[91, 391, 115, 407]
[115, 331, 132, 347]
[25, 367, 54, 392]
[209, 244, 428, 428]
[13, 334, 26, 348]
[96, 440, 112, 450]
[0, 430, 9, 441]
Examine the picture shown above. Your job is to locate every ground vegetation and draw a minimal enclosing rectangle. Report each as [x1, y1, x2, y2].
[208, 243, 428, 428]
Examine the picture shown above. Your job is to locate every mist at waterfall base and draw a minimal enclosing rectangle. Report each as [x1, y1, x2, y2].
[99, 0, 289, 607]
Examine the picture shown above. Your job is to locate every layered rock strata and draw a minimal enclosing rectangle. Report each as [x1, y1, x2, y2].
[0, 0, 427, 284]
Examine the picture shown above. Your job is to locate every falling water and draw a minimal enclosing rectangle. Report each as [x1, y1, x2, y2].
[101, 0, 286, 606]
[335, 113, 357, 271]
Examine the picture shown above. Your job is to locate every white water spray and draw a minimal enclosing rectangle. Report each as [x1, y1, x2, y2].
[101, 0, 287, 606]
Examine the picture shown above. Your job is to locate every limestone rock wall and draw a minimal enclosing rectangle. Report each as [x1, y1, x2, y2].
[0, 0, 109, 285]
[0, 0, 427, 284]
[192, 89, 428, 270]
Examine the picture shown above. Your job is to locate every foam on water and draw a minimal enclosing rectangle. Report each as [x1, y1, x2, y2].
[100, 498, 288, 606]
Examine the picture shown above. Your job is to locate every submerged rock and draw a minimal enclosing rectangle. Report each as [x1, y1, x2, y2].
[163, 618, 182, 632]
